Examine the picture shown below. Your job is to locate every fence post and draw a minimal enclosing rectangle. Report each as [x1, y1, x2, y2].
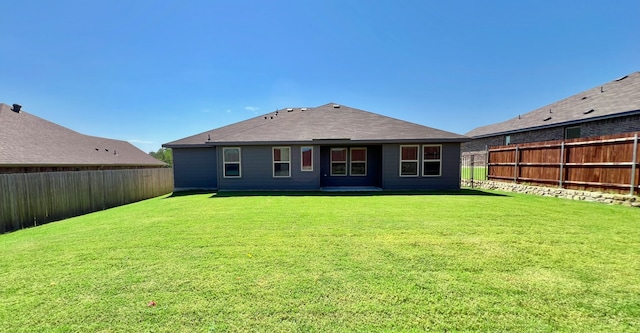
[470, 156, 475, 188]
[514, 146, 519, 183]
[631, 133, 638, 196]
[484, 145, 489, 180]
[559, 141, 565, 188]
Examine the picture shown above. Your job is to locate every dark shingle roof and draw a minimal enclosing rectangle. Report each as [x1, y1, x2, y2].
[164, 102, 468, 147]
[465, 71, 640, 138]
[0, 103, 166, 167]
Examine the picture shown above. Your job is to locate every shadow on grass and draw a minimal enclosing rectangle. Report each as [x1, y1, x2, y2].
[165, 190, 217, 198]
[203, 188, 508, 198]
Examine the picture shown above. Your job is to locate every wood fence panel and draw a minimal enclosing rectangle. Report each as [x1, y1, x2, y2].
[487, 132, 640, 195]
[0, 168, 173, 234]
[520, 147, 561, 164]
[520, 165, 559, 182]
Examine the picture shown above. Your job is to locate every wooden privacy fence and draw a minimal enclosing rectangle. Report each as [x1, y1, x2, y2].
[0, 168, 174, 234]
[488, 132, 639, 196]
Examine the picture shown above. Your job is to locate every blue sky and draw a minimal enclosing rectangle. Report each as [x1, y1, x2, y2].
[1, 0, 638, 153]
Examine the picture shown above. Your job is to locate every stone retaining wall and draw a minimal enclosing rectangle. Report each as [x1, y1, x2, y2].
[462, 180, 640, 207]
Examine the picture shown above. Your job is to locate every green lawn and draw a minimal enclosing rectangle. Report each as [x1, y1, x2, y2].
[1, 190, 639, 332]
[460, 166, 487, 181]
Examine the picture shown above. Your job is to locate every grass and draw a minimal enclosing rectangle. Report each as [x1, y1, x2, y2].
[1, 190, 639, 332]
[460, 166, 487, 181]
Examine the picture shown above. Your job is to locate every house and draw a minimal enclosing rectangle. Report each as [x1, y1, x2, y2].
[463, 71, 640, 153]
[163, 103, 468, 191]
[0, 103, 166, 173]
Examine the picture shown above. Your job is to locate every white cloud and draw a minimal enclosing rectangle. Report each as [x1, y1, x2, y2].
[245, 106, 260, 112]
[225, 109, 232, 113]
[202, 109, 210, 113]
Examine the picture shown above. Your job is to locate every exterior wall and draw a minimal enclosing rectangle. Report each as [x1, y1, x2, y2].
[462, 114, 640, 153]
[319, 145, 382, 188]
[381, 142, 461, 190]
[509, 127, 564, 145]
[215, 142, 462, 191]
[217, 145, 320, 191]
[173, 147, 217, 190]
[581, 114, 640, 137]
[461, 136, 504, 154]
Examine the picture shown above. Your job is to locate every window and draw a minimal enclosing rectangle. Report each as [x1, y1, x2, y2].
[223, 147, 241, 178]
[273, 147, 291, 177]
[565, 126, 581, 139]
[505, 135, 511, 145]
[301, 146, 313, 171]
[400, 145, 419, 176]
[422, 145, 441, 176]
[330, 148, 347, 176]
[350, 148, 367, 176]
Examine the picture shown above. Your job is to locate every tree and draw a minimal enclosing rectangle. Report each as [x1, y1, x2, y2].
[149, 148, 172, 166]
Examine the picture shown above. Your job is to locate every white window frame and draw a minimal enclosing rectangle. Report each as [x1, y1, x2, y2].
[350, 147, 367, 176]
[422, 144, 442, 177]
[223, 147, 241, 178]
[272, 146, 291, 178]
[399, 145, 419, 177]
[330, 147, 348, 176]
[301, 146, 313, 172]
[505, 135, 511, 145]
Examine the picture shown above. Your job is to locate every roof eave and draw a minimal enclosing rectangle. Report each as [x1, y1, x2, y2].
[0, 163, 166, 168]
[166, 137, 469, 147]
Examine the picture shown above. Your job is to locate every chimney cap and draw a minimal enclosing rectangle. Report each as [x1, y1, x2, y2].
[12, 104, 22, 113]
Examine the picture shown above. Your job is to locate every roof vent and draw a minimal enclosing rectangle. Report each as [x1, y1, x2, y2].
[583, 109, 595, 115]
[600, 86, 604, 93]
[286, 108, 293, 112]
[543, 116, 552, 121]
[581, 96, 588, 100]
[11, 104, 21, 113]
[615, 75, 628, 81]
[332, 104, 340, 108]
[301, 108, 307, 111]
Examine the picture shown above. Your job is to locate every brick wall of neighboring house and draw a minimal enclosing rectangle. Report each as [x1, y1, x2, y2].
[462, 113, 640, 153]
[581, 114, 640, 137]
[508, 127, 564, 145]
[461, 136, 503, 153]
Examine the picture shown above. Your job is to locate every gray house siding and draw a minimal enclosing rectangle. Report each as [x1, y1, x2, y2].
[217, 145, 320, 190]
[172, 147, 217, 190]
[381, 143, 461, 190]
[213, 143, 460, 191]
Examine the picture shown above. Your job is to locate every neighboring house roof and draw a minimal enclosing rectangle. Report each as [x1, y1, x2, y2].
[164, 102, 468, 147]
[0, 103, 166, 167]
[465, 71, 640, 138]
